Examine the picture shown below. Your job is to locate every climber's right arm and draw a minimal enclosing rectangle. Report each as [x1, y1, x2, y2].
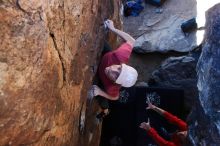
[105, 19, 135, 47]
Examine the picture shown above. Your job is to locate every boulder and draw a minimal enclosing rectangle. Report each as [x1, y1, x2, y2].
[149, 54, 199, 110]
[0, 0, 121, 146]
[123, 0, 197, 53]
[188, 4, 220, 145]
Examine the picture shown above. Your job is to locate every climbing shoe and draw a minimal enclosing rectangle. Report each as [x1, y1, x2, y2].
[96, 111, 106, 120]
[96, 109, 110, 122]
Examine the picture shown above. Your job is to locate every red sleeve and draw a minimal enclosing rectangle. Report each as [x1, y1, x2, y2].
[164, 112, 188, 131]
[113, 43, 133, 63]
[147, 128, 176, 146]
[105, 85, 120, 98]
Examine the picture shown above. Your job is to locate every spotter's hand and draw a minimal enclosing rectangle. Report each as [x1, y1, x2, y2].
[139, 118, 151, 131]
[146, 97, 156, 110]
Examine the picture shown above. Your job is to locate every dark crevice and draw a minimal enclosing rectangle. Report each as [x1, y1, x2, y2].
[38, 11, 44, 21]
[49, 32, 67, 84]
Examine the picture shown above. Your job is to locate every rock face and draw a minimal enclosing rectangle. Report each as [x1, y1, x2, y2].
[149, 54, 199, 110]
[0, 0, 121, 145]
[188, 4, 220, 145]
[123, 0, 197, 53]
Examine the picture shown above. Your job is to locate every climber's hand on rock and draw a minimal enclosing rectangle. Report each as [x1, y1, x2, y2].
[105, 19, 115, 30]
[88, 86, 95, 100]
[92, 85, 103, 96]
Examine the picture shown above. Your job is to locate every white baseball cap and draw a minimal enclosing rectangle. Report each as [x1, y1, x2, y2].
[116, 64, 138, 87]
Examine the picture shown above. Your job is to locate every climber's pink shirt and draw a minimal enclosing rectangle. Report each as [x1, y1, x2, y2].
[98, 43, 133, 98]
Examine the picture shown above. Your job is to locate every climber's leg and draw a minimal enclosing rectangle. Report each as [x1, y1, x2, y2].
[95, 41, 112, 121]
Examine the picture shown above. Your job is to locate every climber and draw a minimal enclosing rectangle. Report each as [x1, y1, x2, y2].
[139, 98, 188, 146]
[92, 19, 138, 120]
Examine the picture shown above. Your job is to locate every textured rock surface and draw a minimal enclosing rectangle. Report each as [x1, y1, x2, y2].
[149, 54, 199, 110]
[188, 4, 220, 145]
[0, 0, 121, 145]
[123, 0, 197, 53]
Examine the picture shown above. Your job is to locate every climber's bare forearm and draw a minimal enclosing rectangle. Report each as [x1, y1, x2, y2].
[111, 28, 135, 46]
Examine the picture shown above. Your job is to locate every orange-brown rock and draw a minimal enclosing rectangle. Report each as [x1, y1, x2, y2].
[0, 0, 121, 145]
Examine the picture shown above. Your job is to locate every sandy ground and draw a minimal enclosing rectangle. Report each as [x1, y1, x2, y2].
[122, 1, 191, 83]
